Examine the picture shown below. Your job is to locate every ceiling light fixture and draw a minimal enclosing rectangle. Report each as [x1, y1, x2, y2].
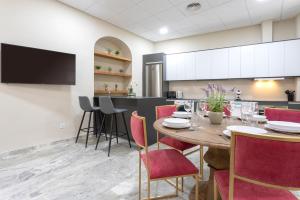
[254, 77, 285, 81]
[159, 27, 168, 35]
[186, 2, 201, 12]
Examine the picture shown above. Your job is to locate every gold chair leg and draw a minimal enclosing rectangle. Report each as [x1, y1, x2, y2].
[195, 175, 199, 200]
[147, 178, 150, 200]
[181, 177, 184, 192]
[200, 145, 204, 180]
[139, 155, 142, 200]
[176, 178, 178, 195]
[214, 177, 218, 200]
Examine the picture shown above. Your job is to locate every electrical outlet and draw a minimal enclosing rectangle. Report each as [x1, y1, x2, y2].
[59, 122, 65, 129]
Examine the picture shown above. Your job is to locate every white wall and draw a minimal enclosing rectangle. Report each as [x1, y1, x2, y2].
[154, 18, 298, 100]
[0, 0, 153, 153]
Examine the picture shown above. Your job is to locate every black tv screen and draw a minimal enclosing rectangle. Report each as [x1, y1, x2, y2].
[1, 43, 76, 85]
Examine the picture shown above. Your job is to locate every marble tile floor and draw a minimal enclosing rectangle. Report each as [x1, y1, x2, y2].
[1, 135, 299, 200]
[0, 136, 208, 200]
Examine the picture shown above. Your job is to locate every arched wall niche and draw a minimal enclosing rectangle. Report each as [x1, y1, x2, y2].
[94, 36, 132, 95]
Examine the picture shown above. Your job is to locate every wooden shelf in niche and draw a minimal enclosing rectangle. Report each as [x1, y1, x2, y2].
[94, 51, 131, 62]
[94, 89, 128, 95]
[94, 70, 132, 78]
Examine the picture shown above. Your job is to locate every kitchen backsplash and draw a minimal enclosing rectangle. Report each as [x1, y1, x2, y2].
[169, 78, 296, 101]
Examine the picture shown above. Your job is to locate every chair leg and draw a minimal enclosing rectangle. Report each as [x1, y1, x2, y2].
[114, 114, 119, 144]
[95, 114, 106, 150]
[108, 115, 114, 157]
[139, 152, 142, 200]
[195, 175, 199, 200]
[200, 145, 204, 180]
[176, 178, 179, 196]
[75, 111, 86, 143]
[214, 176, 218, 200]
[181, 177, 184, 192]
[85, 112, 92, 148]
[122, 112, 131, 148]
[147, 177, 151, 200]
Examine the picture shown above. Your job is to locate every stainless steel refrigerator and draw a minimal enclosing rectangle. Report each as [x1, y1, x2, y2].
[143, 53, 168, 97]
[144, 62, 163, 97]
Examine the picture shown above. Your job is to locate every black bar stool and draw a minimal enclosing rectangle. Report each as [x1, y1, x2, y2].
[75, 96, 101, 148]
[95, 96, 131, 156]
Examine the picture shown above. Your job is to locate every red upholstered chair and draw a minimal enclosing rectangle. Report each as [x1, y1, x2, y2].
[265, 107, 300, 123]
[156, 105, 203, 190]
[130, 111, 200, 200]
[214, 132, 300, 200]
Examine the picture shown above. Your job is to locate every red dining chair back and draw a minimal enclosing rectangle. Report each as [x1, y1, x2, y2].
[265, 107, 300, 123]
[214, 132, 300, 200]
[156, 105, 177, 119]
[233, 133, 300, 188]
[130, 111, 147, 148]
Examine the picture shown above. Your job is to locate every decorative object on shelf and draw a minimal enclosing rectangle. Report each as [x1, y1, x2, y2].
[202, 83, 234, 124]
[115, 84, 118, 91]
[119, 69, 124, 73]
[108, 66, 112, 72]
[104, 84, 108, 92]
[106, 48, 113, 54]
[115, 50, 120, 55]
[235, 89, 242, 101]
[128, 81, 137, 96]
[285, 90, 295, 102]
[95, 65, 102, 70]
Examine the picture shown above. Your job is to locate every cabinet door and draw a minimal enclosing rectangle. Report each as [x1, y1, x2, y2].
[284, 39, 300, 76]
[228, 47, 241, 78]
[211, 48, 229, 79]
[195, 51, 212, 79]
[241, 45, 255, 78]
[179, 52, 196, 80]
[165, 54, 178, 81]
[268, 42, 284, 77]
[254, 44, 269, 77]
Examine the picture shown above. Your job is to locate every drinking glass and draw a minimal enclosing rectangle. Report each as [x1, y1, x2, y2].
[196, 100, 207, 118]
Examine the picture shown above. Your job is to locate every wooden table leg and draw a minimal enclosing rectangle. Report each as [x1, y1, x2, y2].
[189, 148, 230, 200]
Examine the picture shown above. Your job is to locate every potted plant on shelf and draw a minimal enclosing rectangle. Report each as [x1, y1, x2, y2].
[95, 65, 102, 71]
[106, 48, 112, 54]
[202, 84, 227, 124]
[104, 84, 108, 92]
[115, 50, 120, 56]
[285, 90, 295, 102]
[108, 67, 112, 72]
[115, 84, 118, 91]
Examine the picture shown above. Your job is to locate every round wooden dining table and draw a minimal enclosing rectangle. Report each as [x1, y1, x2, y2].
[153, 117, 284, 200]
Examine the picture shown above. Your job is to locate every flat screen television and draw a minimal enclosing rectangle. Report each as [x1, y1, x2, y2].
[1, 43, 76, 85]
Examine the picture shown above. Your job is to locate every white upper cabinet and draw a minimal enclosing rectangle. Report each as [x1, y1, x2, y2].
[228, 47, 241, 78]
[241, 45, 255, 78]
[211, 48, 229, 79]
[253, 44, 269, 77]
[268, 42, 284, 77]
[165, 54, 178, 81]
[195, 51, 212, 79]
[165, 39, 300, 81]
[181, 52, 196, 80]
[284, 39, 300, 76]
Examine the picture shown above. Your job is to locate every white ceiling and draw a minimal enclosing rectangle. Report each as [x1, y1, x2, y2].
[58, 0, 300, 42]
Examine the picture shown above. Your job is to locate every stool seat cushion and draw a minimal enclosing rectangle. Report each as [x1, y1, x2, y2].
[141, 149, 198, 179]
[159, 136, 196, 151]
[215, 170, 297, 200]
[114, 108, 128, 113]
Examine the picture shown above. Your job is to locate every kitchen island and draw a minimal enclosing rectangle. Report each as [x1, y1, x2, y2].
[94, 96, 171, 145]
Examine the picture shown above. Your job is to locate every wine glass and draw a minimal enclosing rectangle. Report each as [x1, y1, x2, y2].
[184, 100, 192, 113]
[196, 100, 207, 118]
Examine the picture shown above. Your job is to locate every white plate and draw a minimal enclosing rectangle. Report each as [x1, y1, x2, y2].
[265, 124, 300, 133]
[226, 125, 268, 135]
[162, 122, 191, 129]
[223, 130, 231, 137]
[172, 112, 192, 118]
[252, 115, 267, 122]
[164, 118, 189, 124]
[267, 121, 300, 131]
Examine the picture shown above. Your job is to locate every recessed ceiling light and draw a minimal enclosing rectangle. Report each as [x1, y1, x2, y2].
[159, 27, 168, 35]
[256, 0, 269, 2]
[186, 2, 201, 12]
